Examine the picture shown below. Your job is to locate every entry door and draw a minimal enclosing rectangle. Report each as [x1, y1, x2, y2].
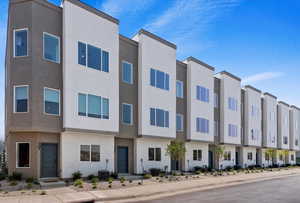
[236, 151, 239, 166]
[117, 146, 129, 173]
[209, 151, 213, 169]
[41, 143, 58, 178]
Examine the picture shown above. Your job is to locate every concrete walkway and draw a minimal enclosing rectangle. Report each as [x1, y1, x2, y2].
[2, 168, 300, 203]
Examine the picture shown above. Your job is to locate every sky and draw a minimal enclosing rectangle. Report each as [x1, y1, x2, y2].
[0, 0, 300, 140]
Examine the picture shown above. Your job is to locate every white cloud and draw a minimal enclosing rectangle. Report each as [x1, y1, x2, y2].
[241, 72, 285, 85]
[143, 0, 241, 58]
[100, 0, 154, 17]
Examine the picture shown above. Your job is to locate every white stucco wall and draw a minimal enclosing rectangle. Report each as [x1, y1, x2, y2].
[218, 145, 236, 169]
[60, 132, 115, 178]
[289, 107, 300, 151]
[184, 142, 209, 171]
[257, 149, 273, 167]
[278, 103, 290, 149]
[262, 94, 278, 148]
[63, 1, 119, 132]
[244, 87, 262, 147]
[134, 137, 171, 174]
[240, 147, 257, 168]
[216, 73, 241, 145]
[186, 60, 214, 142]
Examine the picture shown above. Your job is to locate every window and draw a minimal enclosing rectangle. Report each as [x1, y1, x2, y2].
[150, 108, 169, 128]
[247, 152, 253, 160]
[122, 103, 133, 125]
[14, 85, 28, 113]
[43, 33, 60, 63]
[214, 93, 219, 108]
[228, 124, 238, 137]
[16, 142, 30, 168]
[44, 88, 60, 115]
[196, 86, 209, 102]
[78, 42, 87, 66]
[91, 145, 100, 162]
[88, 44, 101, 70]
[283, 136, 288, 145]
[176, 114, 184, 132]
[193, 150, 202, 161]
[196, 117, 209, 133]
[78, 93, 87, 116]
[279, 154, 283, 161]
[150, 68, 169, 90]
[214, 121, 219, 137]
[291, 154, 295, 161]
[14, 28, 28, 57]
[265, 153, 270, 161]
[148, 148, 161, 161]
[102, 50, 109, 72]
[224, 151, 231, 161]
[228, 97, 238, 111]
[295, 139, 298, 146]
[176, 80, 183, 98]
[251, 105, 259, 117]
[122, 61, 133, 84]
[251, 129, 259, 140]
[78, 93, 109, 119]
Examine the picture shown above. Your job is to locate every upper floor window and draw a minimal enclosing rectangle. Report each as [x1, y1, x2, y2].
[150, 108, 169, 128]
[78, 42, 109, 72]
[214, 93, 219, 108]
[251, 105, 259, 117]
[150, 68, 169, 91]
[193, 150, 202, 161]
[283, 136, 288, 145]
[148, 147, 161, 161]
[214, 120, 219, 137]
[44, 88, 60, 115]
[228, 124, 238, 137]
[176, 80, 183, 98]
[228, 97, 238, 111]
[196, 117, 209, 133]
[122, 61, 133, 84]
[251, 129, 259, 140]
[43, 33, 60, 63]
[196, 86, 209, 102]
[14, 28, 28, 57]
[78, 93, 109, 119]
[14, 85, 29, 113]
[122, 103, 133, 125]
[176, 113, 184, 132]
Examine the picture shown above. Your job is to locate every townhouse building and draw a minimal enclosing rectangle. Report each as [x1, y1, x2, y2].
[5, 0, 300, 179]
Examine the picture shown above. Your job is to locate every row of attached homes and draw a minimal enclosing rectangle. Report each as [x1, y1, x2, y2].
[5, 0, 300, 178]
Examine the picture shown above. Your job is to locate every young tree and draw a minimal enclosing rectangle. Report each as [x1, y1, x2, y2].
[214, 145, 225, 169]
[265, 149, 276, 166]
[166, 141, 186, 171]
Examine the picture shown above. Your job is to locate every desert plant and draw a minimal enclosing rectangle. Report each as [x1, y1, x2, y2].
[87, 174, 95, 180]
[40, 191, 47, 195]
[214, 145, 225, 169]
[72, 171, 82, 181]
[91, 177, 99, 184]
[0, 172, 7, 181]
[166, 141, 186, 171]
[149, 168, 161, 177]
[73, 179, 83, 187]
[26, 183, 33, 189]
[25, 177, 35, 183]
[9, 181, 18, 186]
[108, 177, 113, 184]
[143, 174, 152, 179]
[8, 172, 22, 181]
[120, 177, 125, 183]
[98, 170, 110, 181]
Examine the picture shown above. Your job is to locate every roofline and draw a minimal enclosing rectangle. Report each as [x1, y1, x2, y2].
[263, 92, 277, 99]
[291, 105, 300, 111]
[186, 56, 215, 71]
[119, 34, 138, 46]
[64, 0, 119, 25]
[11, 0, 62, 12]
[219, 71, 241, 81]
[176, 60, 187, 67]
[278, 101, 290, 107]
[137, 29, 177, 49]
[244, 85, 262, 94]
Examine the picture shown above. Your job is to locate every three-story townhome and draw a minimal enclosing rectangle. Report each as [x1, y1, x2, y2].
[289, 106, 300, 165]
[240, 86, 262, 168]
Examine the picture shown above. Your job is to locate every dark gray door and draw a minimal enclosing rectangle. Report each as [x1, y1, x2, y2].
[117, 146, 128, 173]
[209, 151, 213, 169]
[41, 143, 58, 178]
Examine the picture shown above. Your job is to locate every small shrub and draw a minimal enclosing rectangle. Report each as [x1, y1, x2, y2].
[108, 184, 112, 188]
[25, 177, 35, 183]
[98, 170, 110, 181]
[8, 172, 22, 181]
[91, 177, 99, 184]
[129, 180, 133, 183]
[122, 183, 126, 187]
[149, 168, 161, 177]
[9, 181, 18, 186]
[92, 183, 97, 189]
[26, 183, 33, 189]
[72, 171, 82, 181]
[40, 191, 47, 195]
[195, 170, 201, 175]
[138, 181, 142, 185]
[87, 174, 95, 180]
[120, 177, 125, 183]
[110, 172, 118, 179]
[143, 174, 152, 179]
[73, 179, 83, 187]
[108, 177, 113, 184]
[0, 172, 7, 181]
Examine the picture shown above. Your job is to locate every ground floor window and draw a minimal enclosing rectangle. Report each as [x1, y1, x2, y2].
[224, 151, 231, 161]
[247, 152, 253, 160]
[265, 153, 270, 161]
[279, 154, 283, 161]
[291, 154, 294, 161]
[193, 150, 202, 161]
[148, 148, 161, 161]
[17, 142, 30, 168]
[80, 144, 100, 162]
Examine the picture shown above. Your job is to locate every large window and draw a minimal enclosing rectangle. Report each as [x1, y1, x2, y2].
[122, 103, 133, 125]
[224, 151, 231, 161]
[150, 68, 169, 91]
[80, 144, 100, 162]
[43, 33, 60, 63]
[193, 150, 202, 161]
[78, 42, 109, 72]
[17, 142, 30, 168]
[196, 117, 209, 133]
[228, 124, 238, 137]
[44, 88, 60, 115]
[78, 93, 109, 119]
[122, 61, 133, 84]
[14, 85, 28, 113]
[228, 97, 238, 111]
[150, 108, 169, 128]
[176, 80, 183, 98]
[148, 148, 161, 161]
[176, 114, 183, 132]
[14, 28, 28, 57]
[196, 86, 209, 102]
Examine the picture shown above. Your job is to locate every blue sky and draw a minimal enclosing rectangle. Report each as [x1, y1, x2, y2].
[0, 0, 299, 139]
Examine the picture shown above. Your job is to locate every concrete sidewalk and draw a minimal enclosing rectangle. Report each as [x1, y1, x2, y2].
[2, 168, 300, 203]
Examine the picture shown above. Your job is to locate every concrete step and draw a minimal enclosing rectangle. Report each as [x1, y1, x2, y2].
[39, 178, 66, 189]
